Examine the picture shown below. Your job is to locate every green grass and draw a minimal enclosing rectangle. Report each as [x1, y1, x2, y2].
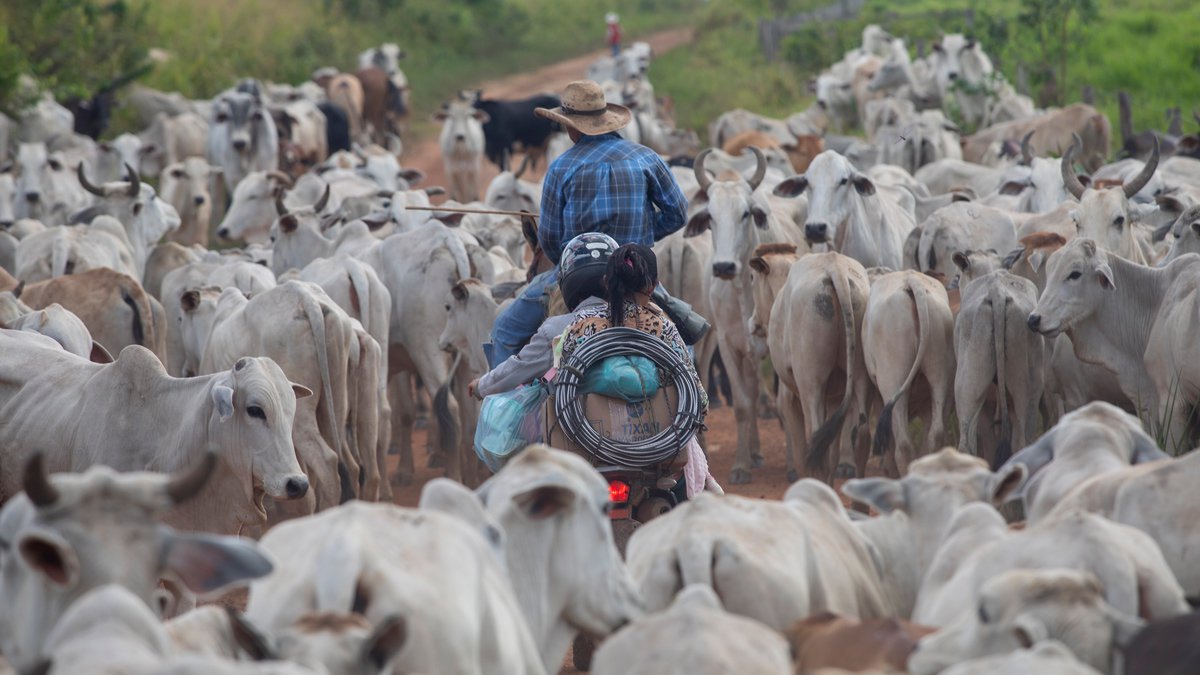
[645, 0, 1200, 147]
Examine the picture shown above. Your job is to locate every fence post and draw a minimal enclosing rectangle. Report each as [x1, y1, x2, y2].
[759, 18, 778, 62]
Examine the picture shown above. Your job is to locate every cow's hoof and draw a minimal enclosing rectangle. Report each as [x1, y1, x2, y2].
[786, 469, 800, 483]
[751, 454, 765, 468]
[387, 445, 399, 456]
[834, 463, 857, 479]
[729, 468, 753, 484]
[427, 452, 445, 469]
[391, 473, 413, 487]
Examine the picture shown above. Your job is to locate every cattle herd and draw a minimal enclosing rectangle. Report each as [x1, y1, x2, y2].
[0, 19, 1197, 675]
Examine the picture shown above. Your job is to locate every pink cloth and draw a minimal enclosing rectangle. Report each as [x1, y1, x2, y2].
[683, 435, 723, 498]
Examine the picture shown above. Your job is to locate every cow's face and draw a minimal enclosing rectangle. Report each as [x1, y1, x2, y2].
[692, 179, 770, 280]
[178, 287, 223, 377]
[815, 74, 852, 112]
[909, 569, 1142, 675]
[1071, 188, 1155, 262]
[437, 101, 486, 156]
[1163, 206, 1200, 263]
[439, 280, 498, 376]
[1015, 158, 1073, 214]
[477, 446, 643, 644]
[215, 93, 267, 155]
[218, 171, 290, 244]
[779, 150, 873, 246]
[747, 249, 798, 351]
[14, 143, 63, 220]
[1029, 238, 1112, 338]
[161, 157, 215, 222]
[207, 357, 311, 510]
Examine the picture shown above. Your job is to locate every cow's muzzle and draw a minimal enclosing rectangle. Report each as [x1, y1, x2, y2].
[712, 261, 737, 279]
[805, 223, 829, 242]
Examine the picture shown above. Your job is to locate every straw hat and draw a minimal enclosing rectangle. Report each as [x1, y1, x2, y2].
[535, 80, 632, 136]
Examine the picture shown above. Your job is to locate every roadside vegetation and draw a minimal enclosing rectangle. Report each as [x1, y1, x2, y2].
[0, 0, 699, 130]
[649, 0, 1200, 142]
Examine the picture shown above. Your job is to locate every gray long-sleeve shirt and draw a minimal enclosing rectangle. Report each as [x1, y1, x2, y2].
[478, 296, 606, 397]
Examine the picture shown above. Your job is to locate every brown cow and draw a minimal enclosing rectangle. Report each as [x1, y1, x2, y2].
[723, 130, 824, 173]
[324, 73, 365, 140]
[0, 268, 167, 362]
[356, 67, 408, 142]
[786, 612, 936, 673]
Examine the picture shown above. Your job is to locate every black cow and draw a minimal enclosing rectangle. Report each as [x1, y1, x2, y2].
[471, 93, 561, 171]
[317, 102, 352, 154]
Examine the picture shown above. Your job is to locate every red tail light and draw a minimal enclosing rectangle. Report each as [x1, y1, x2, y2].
[608, 480, 631, 504]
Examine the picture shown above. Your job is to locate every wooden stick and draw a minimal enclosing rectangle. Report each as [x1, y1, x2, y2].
[404, 205, 539, 219]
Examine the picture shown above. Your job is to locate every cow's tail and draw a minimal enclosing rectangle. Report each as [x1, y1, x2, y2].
[991, 285, 1012, 468]
[345, 261, 371, 330]
[51, 234, 71, 278]
[807, 268, 859, 474]
[677, 533, 716, 593]
[120, 286, 146, 347]
[873, 280, 931, 456]
[433, 350, 462, 469]
[300, 289, 340, 454]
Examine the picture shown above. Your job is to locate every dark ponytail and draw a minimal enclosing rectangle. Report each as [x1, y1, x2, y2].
[605, 243, 658, 327]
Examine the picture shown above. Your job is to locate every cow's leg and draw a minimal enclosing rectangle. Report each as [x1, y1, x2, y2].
[848, 372, 872, 480]
[376, 380, 394, 500]
[955, 367, 989, 459]
[927, 372, 952, 459]
[725, 342, 759, 484]
[741, 351, 764, 466]
[410, 346, 463, 483]
[388, 372, 416, 486]
[796, 372, 829, 480]
[450, 364, 480, 487]
[776, 383, 805, 483]
[891, 392, 913, 476]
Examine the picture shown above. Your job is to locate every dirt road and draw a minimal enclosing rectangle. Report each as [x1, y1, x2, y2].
[402, 26, 694, 196]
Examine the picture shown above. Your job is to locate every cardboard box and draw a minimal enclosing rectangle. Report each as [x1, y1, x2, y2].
[545, 385, 686, 468]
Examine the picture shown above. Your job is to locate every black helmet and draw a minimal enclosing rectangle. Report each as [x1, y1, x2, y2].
[559, 232, 618, 310]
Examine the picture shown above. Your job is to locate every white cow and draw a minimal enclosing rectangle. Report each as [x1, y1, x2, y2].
[909, 569, 1143, 675]
[15, 217, 138, 282]
[954, 270, 1045, 464]
[74, 165, 182, 276]
[12, 142, 90, 226]
[843, 448, 1026, 619]
[627, 479, 893, 631]
[0, 334, 312, 534]
[937, 640, 1103, 675]
[913, 505, 1189, 627]
[0, 291, 109, 361]
[774, 150, 916, 269]
[863, 270, 955, 474]
[931, 34, 997, 128]
[484, 156, 541, 214]
[436, 99, 487, 202]
[591, 585, 792, 675]
[1159, 203, 1200, 264]
[137, 111, 210, 179]
[161, 157, 219, 247]
[1000, 402, 1167, 523]
[245, 496, 545, 674]
[474, 446, 643, 671]
[216, 171, 307, 244]
[0, 455, 274, 672]
[916, 202, 1017, 284]
[686, 147, 808, 483]
[208, 92, 279, 194]
[1062, 142, 1160, 264]
[1027, 238, 1200, 450]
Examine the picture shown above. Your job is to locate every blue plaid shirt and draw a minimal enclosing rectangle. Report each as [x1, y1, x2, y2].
[539, 133, 688, 264]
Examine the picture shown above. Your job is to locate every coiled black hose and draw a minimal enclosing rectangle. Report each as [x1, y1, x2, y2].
[552, 327, 702, 467]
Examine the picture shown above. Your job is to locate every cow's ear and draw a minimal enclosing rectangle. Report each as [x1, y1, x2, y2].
[773, 175, 808, 198]
[181, 289, 201, 312]
[225, 607, 277, 661]
[278, 215, 298, 234]
[362, 615, 408, 670]
[17, 529, 80, 588]
[163, 533, 274, 595]
[424, 186, 447, 196]
[398, 168, 424, 185]
[432, 111, 448, 122]
[1096, 261, 1116, 290]
[750, 204, 770, 229]
[212, 384, 235, 420]
[999, 180, 1027, 196]
[988, 463, 1027, 504]
[473, 110, 490, 124]
[841, 478, 906, 514]
[1027, 249, 1048, 272]
[1191, 220, 1200, 237]
[291, 382, 313, 399]
[89, 342, 114, 364]
[424, 478, 504, 550]
[952, 251, 971, 272]
[684, 210, 711, 238]
[1011, 614, 1048, 648]
[852, 174, 876, 196]
[749, 256, 769, 275]
[513, 484, 575, 520]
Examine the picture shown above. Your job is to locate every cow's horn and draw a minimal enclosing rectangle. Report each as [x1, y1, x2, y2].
[1020, 131, 1034, 166]
[747, 146, 767, 192]
[165, 451, 217, 504]
[124, 163, 140, 198]
[693, 148, 713, 192]
[1060, 141, 1087, 200]
[77, 164, 105, 196]
[274, 189, 288, 217]
[514, 154, 530, 180]
[23, 453, 59, 508]
[1123, 137, 1159, 199]
[266, 170, 294, 189]
[313, 184, 331, 213]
